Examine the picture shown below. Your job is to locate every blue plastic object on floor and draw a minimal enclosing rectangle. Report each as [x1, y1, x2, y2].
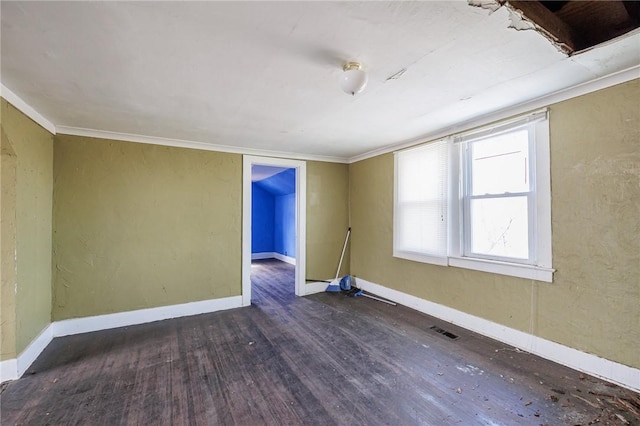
[326, 275, 352, 293]
[339, 275, 351, 291]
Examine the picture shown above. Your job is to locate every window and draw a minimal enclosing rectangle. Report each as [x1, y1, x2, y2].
[462, 126, 533, 263]
[394, 110, 554, 282]
[394, 139, 448, 265]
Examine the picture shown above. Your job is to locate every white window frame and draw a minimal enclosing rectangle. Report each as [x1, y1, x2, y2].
[394, 109, 554, 282]
[461, 122, 536, 264]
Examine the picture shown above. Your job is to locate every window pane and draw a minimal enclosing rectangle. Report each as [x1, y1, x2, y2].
[469, 196, 529, 259]
[471, 129, 529, 195]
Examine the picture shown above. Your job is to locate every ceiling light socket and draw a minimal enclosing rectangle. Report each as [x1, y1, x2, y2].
[342, 62, 362, 72]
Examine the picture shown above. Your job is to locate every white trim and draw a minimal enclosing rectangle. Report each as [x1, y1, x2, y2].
[304, 281, 331, 295]
[1, 324, 55, 383]
[533, 118, 553, 269]
[0, 85, 56, 134]
[450, 109, 548, 144]
[16, 324, 54, 377]
[0, 359, 18, 383]
[251, 252, 296, 265]
[354, 277, 640, 392]
[393, 251, 448, 267]
[448, 256, 555, 282]
[348, 65, 640, 164]
[252, 252, 276, 260]
[243, 156, 306, 307]
[57, 126, 347, 164]
[273, 253, 296, 266]
[53, 296, 242, 337]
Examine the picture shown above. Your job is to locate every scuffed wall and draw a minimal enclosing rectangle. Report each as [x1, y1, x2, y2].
[52, 136, 242, 320]
[52, 138, 349, 319]
[0, 99, 54, 358]
[1, 125, 18, 361]
[539, 79, 639, 366]
[306, 161, 350, 281]
[349, 79, 639, 368]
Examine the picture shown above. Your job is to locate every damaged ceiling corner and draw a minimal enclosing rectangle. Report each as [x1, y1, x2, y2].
[467, 0, 571, 55]
[467, 0, 640, 56]
[467, 0, 505, 14]
[505, 1, 574, 55]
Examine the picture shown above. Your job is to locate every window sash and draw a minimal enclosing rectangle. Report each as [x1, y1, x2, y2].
[461, 124, 537, 264]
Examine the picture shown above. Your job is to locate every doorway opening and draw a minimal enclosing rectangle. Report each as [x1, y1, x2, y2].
[242, 156, 306, 306]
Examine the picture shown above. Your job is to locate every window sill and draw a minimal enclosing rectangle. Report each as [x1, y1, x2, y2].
[448, 256, 555, 282]
[393, 250, 448, 267]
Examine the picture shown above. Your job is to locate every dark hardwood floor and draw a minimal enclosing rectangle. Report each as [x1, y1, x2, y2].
[1, 259, 638, 425]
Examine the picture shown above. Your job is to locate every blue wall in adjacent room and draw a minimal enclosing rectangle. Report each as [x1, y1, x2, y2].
[275, 193, 296, 257]
[251, 183, 275, 253]
[252, 168, 296, 259]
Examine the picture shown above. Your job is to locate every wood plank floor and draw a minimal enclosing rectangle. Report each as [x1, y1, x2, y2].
[1, 259, 638, 425]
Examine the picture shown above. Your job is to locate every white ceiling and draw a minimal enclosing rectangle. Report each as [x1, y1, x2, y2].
[1, 1, 639, 162]
[252, 165, 289, 182]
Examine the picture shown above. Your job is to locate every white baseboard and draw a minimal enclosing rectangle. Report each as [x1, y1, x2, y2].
[355, 277, 640, 393]
[0, 295, 242, 383]
[0, 323, 54, 383]
[252, 252, 275, 260]
[273, 253, 296, 266]
[17, 324, 54, 377]
[304, 280, 332, 295]
[53, 296, 242, 337]
[252, 252, 296, 266]
[0, 358, 18, 383]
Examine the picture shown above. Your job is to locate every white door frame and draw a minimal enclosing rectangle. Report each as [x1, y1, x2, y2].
[242, 155, 307, 306]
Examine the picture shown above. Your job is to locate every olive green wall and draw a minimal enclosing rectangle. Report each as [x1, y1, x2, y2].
[306, 161, 350, 281]
[349, 79, 639, 369]
[0, 118, 18, 361]
[0, 99, 54, 359]
[52, 135, 242, 320]
[52, 137, 350, 320]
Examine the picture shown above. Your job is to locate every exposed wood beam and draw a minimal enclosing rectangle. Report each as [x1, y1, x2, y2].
[623, 0, 640, 25]
[508, 0, 577, 54]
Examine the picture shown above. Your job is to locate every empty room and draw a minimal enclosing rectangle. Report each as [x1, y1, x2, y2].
[1, 1, 639, 425]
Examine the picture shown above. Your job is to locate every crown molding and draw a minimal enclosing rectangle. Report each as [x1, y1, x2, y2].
[348, 65, 640, 164]
[0, 85, 56, 135]
[3, 64, 638, 165]
[56, 126, 349, 164]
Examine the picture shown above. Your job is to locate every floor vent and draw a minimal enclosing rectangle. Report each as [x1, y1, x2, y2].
[430, 326, 459, 340]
